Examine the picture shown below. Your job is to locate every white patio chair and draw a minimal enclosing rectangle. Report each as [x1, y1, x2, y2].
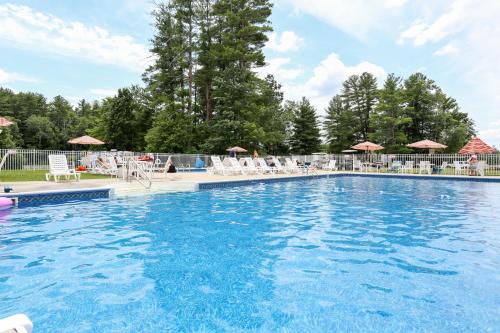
[254, 158, 275, 174]
[353, 160, 363, 172]
[224, 157, 245, 175]
[454, 161, 467, 175]
[209, 156, 233, 175]
[239, 157, 259, 174]
[271, 157, 287, 174]
[322, 159, 337, 171]
[46, 155, 80, 182]
[419, 161, 431, 175]
[400, 161, 414, 174]
[285, 158, 300, 173]
[476, 161, 487, 176]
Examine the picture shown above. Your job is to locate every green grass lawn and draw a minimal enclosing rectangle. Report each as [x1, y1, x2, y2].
[0, 170, 111, 182]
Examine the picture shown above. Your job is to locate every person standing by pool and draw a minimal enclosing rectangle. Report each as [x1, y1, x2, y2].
[467, 154, 478, 176]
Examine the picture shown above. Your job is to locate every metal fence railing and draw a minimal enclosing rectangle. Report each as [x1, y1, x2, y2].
[1, 149, 499, 176]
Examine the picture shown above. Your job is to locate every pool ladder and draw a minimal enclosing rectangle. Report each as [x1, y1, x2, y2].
[123, 157, 153, 189]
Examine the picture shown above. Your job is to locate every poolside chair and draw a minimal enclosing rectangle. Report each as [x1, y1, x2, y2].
[46, 155, 80, 182]
[389, 161, 402, 172]
[322, 159, 337, 171]
[285, 158, 300, 173]
[454, 161, 467, 175]
[400, 161, 414, 174]
[239, 157, 259, 174]
[210, 156, 233, 175]
[271, 157, 287, 174]
[224, 157, 245, 175]
[254, 158, 275, 174]
[353, 160, 363, 172]
[434, 161, 448, 174]
[95, 156, 119, 177]
[476, 161, 487, 176]
[419, 161, 432, 175]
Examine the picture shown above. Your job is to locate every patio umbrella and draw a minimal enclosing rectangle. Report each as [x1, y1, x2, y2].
[226, 146, 248, 153]
[67, 135, 105, 145]
[407, 139, 447, 154]
[0, 117, 14, 128]
[459, 137, 495, 154]
[351, 141, 384, 152]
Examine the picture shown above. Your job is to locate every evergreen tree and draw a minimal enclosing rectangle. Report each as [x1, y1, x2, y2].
[106, 88, 142, 151]
[342, 72, 378, 141]
[324, 95, 356, 152]
[291, 98, 321, 154]
[369, 74, 412, 152]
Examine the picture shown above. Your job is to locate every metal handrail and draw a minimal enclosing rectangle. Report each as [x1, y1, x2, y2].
[124, 157, 152, 189]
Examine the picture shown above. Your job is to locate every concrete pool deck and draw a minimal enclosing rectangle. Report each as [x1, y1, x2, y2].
[2, 171, 499, 199]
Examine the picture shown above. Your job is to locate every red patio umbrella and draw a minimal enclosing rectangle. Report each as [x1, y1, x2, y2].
[459, 137, 495, 154]
[67, 135, 105, 145]
[407, 139, 447, 154]
[351, 141, 384, 152]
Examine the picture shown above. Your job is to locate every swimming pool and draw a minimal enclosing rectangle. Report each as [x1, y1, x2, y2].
[1, 176, 499, 332]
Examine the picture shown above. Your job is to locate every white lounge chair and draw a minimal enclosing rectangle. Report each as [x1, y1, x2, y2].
[400, 161, 414, 174]
[322, 159, 337, 171]
[210, 156, 233, 175]
[0, 314, 33, 333]
[95, 156, 119, 177]
[224, 157, 245, 175]
[419, 161, 431, 175]
[285, 158, 300, 173]
[254, 158, 275, 174]
[271, 157, 287, 173]
[46, 155, 80, 182]
[239, 157, 259, 174]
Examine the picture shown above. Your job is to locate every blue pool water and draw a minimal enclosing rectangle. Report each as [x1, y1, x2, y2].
[1, 176, 499, 332]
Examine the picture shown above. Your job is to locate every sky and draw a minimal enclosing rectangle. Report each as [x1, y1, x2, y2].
[1, 0, 499, 147]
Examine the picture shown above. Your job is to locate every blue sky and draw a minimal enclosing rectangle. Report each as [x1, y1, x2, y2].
[1, 0, 499, 147]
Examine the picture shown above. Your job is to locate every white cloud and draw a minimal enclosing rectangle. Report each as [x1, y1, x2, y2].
[285, 53, 386, 113]
[0, 3, 150, 72]
[89, 88, 117, 97]
[397, 0, 500, 147]
[256, 58, 303, 82]
[434, 43, 459, 56]
[398, 0, 473, 46]
[0, 67, 38, 84]
[284, 0, 408, 40]
[266, 31, 304, 52]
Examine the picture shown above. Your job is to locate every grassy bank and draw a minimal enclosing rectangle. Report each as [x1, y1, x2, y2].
[0, 170, 110, 182]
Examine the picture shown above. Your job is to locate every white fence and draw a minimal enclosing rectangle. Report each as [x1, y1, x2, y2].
[1, 149, 499, 176]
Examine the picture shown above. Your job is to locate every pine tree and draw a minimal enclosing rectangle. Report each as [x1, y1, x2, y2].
[291, 98, 321, 154]
[106, 88, 141, 151]
[369, 74, 411, 152]
[342, 73, 378, 141]
[324, 95, 356, 152]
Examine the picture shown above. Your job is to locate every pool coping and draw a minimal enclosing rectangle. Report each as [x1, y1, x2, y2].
[2, 187, 113, 207]
[197, 171, 500, 190]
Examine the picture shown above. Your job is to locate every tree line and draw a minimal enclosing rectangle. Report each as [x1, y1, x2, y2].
[0, 0, 475, 154]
